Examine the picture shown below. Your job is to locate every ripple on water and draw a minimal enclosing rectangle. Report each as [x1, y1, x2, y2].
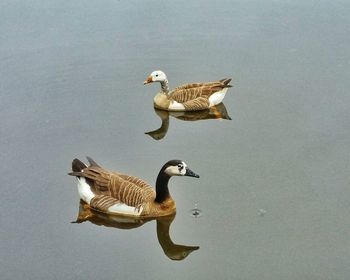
[190, 204, 203, 218]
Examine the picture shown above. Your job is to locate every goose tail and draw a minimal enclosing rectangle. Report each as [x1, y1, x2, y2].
[219, 78, 232, 88]
[86, 156, 101, 167]
[68, 158, 87, 177]
[68, 156, 102, 177]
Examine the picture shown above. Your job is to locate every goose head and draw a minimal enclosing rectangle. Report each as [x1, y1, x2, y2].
[162, 160, 200, 178]
[144, 70, 168, 85]
[155, 160, 199, 203]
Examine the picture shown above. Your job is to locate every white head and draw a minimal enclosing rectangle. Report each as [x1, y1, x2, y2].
[163, 160, 200, 178]
[144, 70, 168, 85]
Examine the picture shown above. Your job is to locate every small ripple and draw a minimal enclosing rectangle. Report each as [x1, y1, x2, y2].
[258, 208, 267, 217]
[190, 204, 202, 218]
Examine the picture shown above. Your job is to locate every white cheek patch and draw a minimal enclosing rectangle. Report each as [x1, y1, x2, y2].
[165, 162, 188, 176]
[165, 165, 180, 176]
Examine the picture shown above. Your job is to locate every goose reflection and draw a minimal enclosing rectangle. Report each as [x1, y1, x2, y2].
[73, 201, 200, 261]
[145, 103, 231, 140]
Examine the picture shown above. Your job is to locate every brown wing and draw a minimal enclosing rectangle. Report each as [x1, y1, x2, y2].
[169, 85, 225, 104]
[72, 166, 111, 194]
[181, 97, 210, 111]
[90, 195, 121, 212]
[115, 173, 154, 190]
[173, 82, 216, 90]
[74, 166, 155, 207]
[173, 78, 231, 91]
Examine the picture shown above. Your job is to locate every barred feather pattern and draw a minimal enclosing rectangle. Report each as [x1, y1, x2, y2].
[152, 77, 231, 111]
[170, 85, 227, 103]
[108, 174, 155, 209]
[90, 195, 120, 212]
[173, 81, 225, 91]
[77, 166, 156, 214]
[70, 159, 177, 217]
[182, 97, 210, 111]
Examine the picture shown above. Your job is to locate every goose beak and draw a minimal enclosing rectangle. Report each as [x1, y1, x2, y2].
[185, 167, 200, 178]
[143, 76, 153, 85]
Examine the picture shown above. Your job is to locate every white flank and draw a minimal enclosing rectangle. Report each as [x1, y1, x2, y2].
[209, 88, 227, 107]
[76, 177, 95, 204]
[108, 203, 143, 216]
[169, 100, 186, 111]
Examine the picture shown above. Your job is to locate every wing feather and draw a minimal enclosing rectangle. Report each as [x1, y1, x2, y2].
[173, 81, 229, 91]
[182, 97, 210, 111]
[169, 86, 223, 103]
[90, 195, 120, 212]
[76, 166, 155, 207]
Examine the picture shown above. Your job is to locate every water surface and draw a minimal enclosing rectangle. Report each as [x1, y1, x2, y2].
[1, 1, 350, 279]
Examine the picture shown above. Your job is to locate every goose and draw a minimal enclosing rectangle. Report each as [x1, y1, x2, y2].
[68, 157, 199, 218]
[143, 70, 232, 111]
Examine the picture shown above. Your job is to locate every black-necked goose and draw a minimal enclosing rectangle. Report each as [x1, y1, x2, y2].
[143, 70, 232, 111]
[68, 157, 199, 217]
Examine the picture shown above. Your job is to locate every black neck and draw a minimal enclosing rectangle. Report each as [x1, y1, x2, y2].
[155, 170, 171, 203]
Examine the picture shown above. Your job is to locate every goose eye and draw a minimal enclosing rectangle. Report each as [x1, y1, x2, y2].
[177, 164, 183, 170]
[155, 74, 159, 77]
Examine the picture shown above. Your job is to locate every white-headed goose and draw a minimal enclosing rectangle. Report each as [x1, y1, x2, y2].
[143, 70, 232, 111]
[69, 157, 199, 217]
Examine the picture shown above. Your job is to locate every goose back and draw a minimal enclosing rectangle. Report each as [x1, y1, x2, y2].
[170, 86, 219, 102]
[173, 79, 231, 91]
[167, 79, 231, 111]
[72, 165, 155, 210]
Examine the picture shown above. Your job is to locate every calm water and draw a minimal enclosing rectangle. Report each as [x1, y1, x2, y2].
[1, 1, 350, 279]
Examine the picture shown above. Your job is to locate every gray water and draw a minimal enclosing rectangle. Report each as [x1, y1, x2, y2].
[1, 1, 350, 279]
